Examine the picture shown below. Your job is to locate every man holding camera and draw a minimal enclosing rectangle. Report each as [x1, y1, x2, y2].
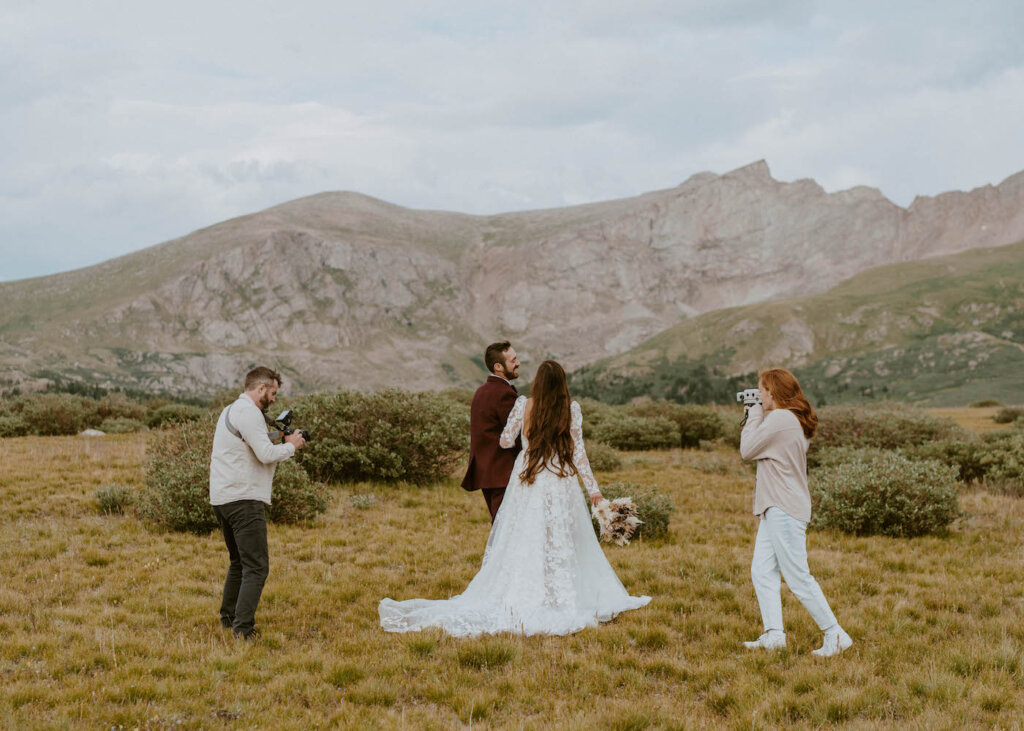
[210, 366, 306, 640]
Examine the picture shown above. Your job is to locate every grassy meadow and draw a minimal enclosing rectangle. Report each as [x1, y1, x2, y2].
[1, 409, 1023, 728]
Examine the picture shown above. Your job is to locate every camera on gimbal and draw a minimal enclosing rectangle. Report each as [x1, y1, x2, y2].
[268, 409, 311, 443]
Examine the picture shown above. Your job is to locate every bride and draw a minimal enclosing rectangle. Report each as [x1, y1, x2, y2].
[379, 360, 650, 636]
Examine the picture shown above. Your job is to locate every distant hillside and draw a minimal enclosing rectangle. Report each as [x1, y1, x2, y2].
[569, 240, 1024, 407]
[2, 161, 1023, 397]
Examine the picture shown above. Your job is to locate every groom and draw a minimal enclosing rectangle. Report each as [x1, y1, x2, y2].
[462, 341, 522, 522]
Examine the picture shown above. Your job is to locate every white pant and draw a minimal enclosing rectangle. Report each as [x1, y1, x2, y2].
[751, 507, 838, 633]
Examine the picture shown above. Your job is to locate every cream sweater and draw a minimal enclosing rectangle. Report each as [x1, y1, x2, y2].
[209, 394, 295, 506]
[739, 404, 812, 522]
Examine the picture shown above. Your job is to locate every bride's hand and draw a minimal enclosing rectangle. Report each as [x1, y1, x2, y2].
[589, 493, 604, 507]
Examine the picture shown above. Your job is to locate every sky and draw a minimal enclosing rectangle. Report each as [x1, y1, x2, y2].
[2, 0, 1023, 281]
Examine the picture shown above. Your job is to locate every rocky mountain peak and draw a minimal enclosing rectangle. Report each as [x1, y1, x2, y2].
[2, 161, 1022, 396]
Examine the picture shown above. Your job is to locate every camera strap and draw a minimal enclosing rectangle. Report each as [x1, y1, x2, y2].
[223, 403, 245, 443]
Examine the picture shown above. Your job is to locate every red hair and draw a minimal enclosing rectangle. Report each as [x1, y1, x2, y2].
[759, 368, 817, 439]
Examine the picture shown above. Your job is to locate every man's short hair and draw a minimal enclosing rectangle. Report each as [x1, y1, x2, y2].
[484, 341, 512, 374]
[245, 366, 282, 391]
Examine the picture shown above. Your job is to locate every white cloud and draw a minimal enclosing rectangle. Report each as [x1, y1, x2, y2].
[1, 1, 1023, 280]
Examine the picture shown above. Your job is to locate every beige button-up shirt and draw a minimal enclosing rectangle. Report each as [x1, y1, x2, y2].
[740, 405, 812, 523]
[209, 393, 295, 506]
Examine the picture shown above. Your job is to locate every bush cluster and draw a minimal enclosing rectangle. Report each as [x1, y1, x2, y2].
[578, 398, 734, 451]
[813, 404, 966, 451]
[295, 389, 469, 484]
[147, 403, 208, 428]
[902, 440, 989, 484]
[627, 401, 732, 448]
[137, 415, 220, 533]
[589, 415, 680, 451]
[585, 441, 623, 472]
[137, 415, 331, 533]
[597, 481, 675, 540]
[970, 399, 1003, 408]
[993, 406, 1024, 424]
[99, 417, 147, 434]
[976, 431, 1024, 496]
[0, 391, 209, 437]
[811, 453, 960, 537]
[812, 430, 1024, 499]
[267, 461, 331, 524]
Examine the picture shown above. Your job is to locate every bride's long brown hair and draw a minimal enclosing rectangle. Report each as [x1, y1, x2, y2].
[520, 360, 578, 485]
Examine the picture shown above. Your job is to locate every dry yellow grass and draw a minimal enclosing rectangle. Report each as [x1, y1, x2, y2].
[1, 434, 1023, 728]
[927, 406, 1014, 435]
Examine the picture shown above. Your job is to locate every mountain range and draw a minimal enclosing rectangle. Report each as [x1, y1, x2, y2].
[1, 160, 1023, 401]
[570, 240, 1024, 406]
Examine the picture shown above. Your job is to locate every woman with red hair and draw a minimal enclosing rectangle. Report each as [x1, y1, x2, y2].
[739, 368, 852, 657]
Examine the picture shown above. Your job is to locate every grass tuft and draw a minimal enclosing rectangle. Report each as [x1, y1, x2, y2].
[456, 638, 518, 669]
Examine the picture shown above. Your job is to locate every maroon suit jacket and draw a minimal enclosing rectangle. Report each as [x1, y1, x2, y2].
[461, 376, 522, 491]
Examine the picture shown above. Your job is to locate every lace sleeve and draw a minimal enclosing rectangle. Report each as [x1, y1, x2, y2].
[570, 401, 600, 497]
[500, 396, 527, 448]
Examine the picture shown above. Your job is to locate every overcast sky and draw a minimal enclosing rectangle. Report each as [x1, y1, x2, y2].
[2, 0, 1022, 281]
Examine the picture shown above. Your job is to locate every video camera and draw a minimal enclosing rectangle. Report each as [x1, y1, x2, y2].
[267, 409, 311, 443]
[736, 388, 762, 407]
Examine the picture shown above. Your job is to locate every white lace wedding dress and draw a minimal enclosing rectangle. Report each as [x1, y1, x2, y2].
[379, 397, 650, 636]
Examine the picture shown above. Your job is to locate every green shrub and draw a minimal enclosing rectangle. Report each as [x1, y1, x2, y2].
[266, 461, 331, 524]
[719, 414, 743, 449]
[436, 388, 475, 408]
[0, 415, 29, 438]
[586, 441, 623, 471]
[598, 482, 675, 540]
[138, 415, 329, 532]
[993, 407, 1024, 424]
[811, 454, 960, 537]
[7, 393, 100, 435]
[576, 398, 620, 437]
[96, 484, 135, 515]
[628, 401, 729, 448]
[976, 431, 1024, 496]
[0, 392, 210, 437]
[812, 405, 965, 452]
[137, 415, 219, 534]
[970, 399, 1003, 408]
[96, 394, 149, 422]
[807, 445, 891, 471]
[296, 390, 469, 485]
[99, 416, 147, 434]
[590, 415, 680, 451]
[147, 403, 209, 429]
[903, 439, 988, 484]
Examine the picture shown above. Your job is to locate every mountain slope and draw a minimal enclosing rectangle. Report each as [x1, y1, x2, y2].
[569, 240, 1024, 406]
[2, 161, 1023, 396]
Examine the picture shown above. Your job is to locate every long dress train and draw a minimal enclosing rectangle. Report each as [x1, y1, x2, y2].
[378, 397, 650, 636]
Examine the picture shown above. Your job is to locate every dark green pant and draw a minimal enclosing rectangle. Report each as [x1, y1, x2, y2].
[214, 500, 269, 637]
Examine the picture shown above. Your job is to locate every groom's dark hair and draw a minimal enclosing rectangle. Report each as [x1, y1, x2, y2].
[485, 341, 512, 374]
[245, 366, 282, 390]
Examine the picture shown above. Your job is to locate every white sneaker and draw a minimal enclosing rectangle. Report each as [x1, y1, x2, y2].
[812, 628, 853, 657]
[743, 631, 786, 650]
